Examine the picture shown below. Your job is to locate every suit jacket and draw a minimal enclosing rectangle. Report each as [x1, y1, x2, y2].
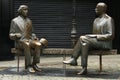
[92, 14, 115, 49]
[9, 16, 36, 48]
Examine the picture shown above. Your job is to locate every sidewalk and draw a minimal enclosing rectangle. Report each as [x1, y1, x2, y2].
[0, 55, 120, 80]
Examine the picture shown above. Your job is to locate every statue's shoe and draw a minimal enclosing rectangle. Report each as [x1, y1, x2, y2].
[27, 67, 35, 73]
[63, 58, 78, 66]
[77, 68, 87, 75]
[33, 64, 42, 72]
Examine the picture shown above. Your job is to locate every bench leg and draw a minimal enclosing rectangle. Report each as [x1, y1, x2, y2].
[99, 55, 102, 72]
[63, 52, 66, 75]
[17, 53, 19, 72]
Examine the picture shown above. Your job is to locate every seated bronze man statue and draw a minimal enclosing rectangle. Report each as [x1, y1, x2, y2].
[63, 2, 115, 75]
[9, 5, 48, 73]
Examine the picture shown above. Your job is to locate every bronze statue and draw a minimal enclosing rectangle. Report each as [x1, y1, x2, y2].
[9, 5, 48, 73]
[63, 2, 115, 75]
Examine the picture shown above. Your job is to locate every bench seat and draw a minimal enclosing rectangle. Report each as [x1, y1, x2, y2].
[11, 48, 117, 72]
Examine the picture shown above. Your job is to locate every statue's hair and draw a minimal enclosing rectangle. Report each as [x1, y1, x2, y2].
[17, 5, 28, 15]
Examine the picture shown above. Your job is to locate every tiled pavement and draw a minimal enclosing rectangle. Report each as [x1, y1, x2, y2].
[0, 55, 120, 80]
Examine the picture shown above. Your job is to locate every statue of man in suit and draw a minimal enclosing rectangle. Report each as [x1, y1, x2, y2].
[63, 2, 115, 75]
[9, 5, 48, 73]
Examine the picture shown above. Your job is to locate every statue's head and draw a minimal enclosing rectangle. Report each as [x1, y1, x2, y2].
[95, 2, 107, 16]
[39, 38, 48, 47]
[18, 5, 28, 18]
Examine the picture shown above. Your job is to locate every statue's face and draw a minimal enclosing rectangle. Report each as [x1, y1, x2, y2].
[95, 3, 106, 16]
[21, 6, 28, 18]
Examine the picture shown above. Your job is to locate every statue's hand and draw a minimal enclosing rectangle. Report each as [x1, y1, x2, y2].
[34, 37, 39, 40]
[15, 33, 22, 38]
[9, 34, 16, 40]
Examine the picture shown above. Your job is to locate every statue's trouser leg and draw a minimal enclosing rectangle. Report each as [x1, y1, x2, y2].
[29, 41, 42, 64]
[71, 37, 82, 60]
[71, 36, 90, 67]
[33, 45, 41, 64]
[23, 42, 32, 68]
[71, 35, 110, 68]
[81, 43, 89, 67]
[80, 36, 101, 67]
[80, 36, 94, 67]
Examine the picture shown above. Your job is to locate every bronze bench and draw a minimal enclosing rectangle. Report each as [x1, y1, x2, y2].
[11, 48, 117, 72]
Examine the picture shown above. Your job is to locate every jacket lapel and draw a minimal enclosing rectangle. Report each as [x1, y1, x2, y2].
[16, 16, 25, 32]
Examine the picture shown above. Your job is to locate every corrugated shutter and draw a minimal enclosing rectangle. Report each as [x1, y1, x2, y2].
[13, 0, 96, 48]
[76, 1, 96, 35]
[30, 0, 72, 48]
